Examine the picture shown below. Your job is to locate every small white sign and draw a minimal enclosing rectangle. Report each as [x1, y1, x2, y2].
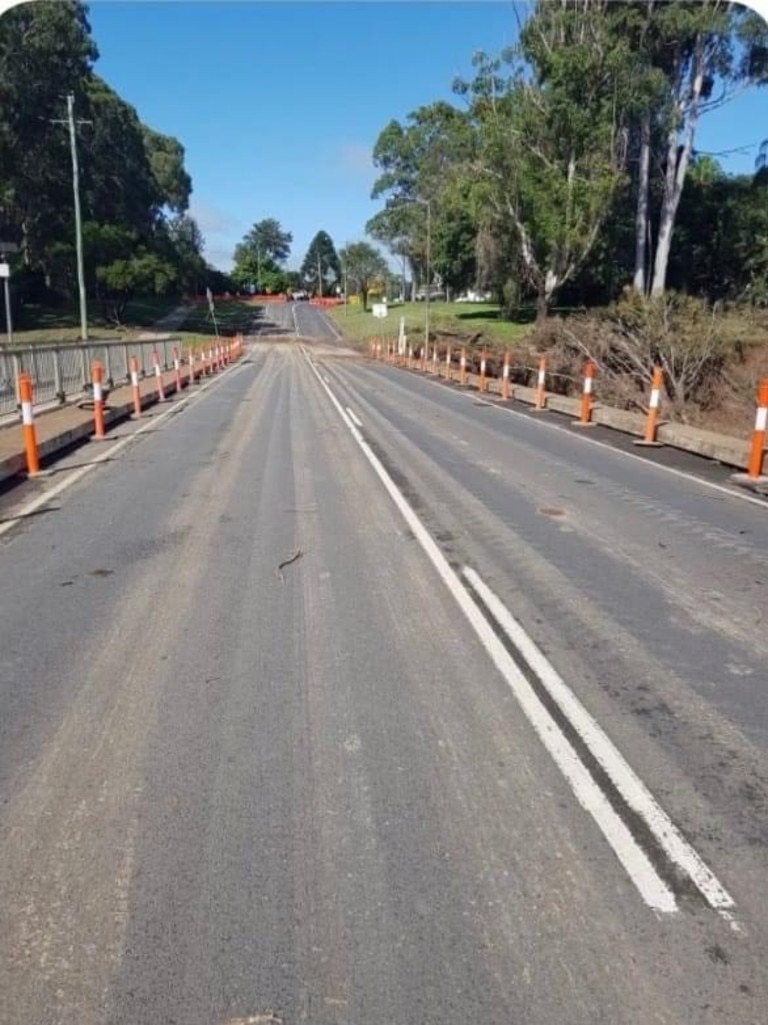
[372, 303, 387, 319]
[0, 263, 9, 279]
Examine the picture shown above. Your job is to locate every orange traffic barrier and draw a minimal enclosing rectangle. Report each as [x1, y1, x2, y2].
[92, 361, 106, 438]
[19, 373, 40, 475]
[188, 349, 196, 386]
[747, 378, 768, 479]
[460, 347, 467, 387]
[432, 345, 438, 375]
[637, 366, 663, 445]
[420, 346, 426, 372]
[445, 344, 452, 381]
[534, 357, 547, 410]
[408, 343, 413, 370]
[152, 350, 165, 401]
[173, 347, 182, 393]
[480, 349, 487, 393]
[130, 357, 142, 417]
[502, 351, 511, 401]
[576, 361, 595, 425]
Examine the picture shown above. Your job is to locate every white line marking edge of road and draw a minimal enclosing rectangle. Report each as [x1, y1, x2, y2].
[462, 565, 736, 918]
[303, 348, 680, 915]
[377, 362, 768, 512]
[345, 406, 363, 428]
[0, 356, 250, 539]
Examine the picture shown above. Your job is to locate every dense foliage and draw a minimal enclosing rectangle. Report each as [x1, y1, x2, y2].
[367, 0, 768, 320]
[0, 1, 226, 325]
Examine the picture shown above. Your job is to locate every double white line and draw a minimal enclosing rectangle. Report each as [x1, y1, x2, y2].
[306, 353, 736, 920]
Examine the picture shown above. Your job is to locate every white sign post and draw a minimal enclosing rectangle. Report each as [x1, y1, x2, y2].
[398, 315, 407, 355]
[372, 303, 387, 319]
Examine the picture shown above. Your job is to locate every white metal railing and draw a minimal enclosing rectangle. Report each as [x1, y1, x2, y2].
[0, 337, 183, 417]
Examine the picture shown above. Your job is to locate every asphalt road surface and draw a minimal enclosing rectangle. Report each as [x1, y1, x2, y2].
[1, 337, 767, 1025]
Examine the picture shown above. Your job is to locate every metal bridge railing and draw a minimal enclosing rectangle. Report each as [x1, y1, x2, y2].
[0, 337, 181, 417]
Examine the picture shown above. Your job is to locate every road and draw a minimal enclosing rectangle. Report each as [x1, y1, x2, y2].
[1, 326, 767, 1025]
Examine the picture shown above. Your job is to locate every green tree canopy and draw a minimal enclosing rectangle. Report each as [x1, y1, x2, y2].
[339, 241, 389, 311]
[300, 230, 341, 295]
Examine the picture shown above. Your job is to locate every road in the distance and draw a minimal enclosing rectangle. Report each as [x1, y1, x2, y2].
[0, 342, 767, 1024]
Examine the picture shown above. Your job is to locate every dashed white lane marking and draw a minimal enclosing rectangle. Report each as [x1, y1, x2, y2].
[345, 406, 363, 428]
[304, 351, 680, 915]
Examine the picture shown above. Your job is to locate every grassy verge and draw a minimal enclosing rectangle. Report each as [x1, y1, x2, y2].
[328, 301, 533, 350]
[173, 299, 257, 339]
[7, 295, 187, 345]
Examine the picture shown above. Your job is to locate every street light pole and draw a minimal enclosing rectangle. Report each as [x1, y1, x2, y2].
[66, 94, 88, 341]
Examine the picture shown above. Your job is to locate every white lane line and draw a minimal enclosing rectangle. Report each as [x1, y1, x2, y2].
[304, 352, 677, 914]
[463, 566, 736, 917]
[345, 406, 363, 428]
[380, 365, 768, 511]
[0, 359, 250, 540]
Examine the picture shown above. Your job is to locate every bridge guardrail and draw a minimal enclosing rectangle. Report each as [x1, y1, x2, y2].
[0, 338, 182, 418]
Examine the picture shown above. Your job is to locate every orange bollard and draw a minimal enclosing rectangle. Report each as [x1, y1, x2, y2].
[502, 350, 511, 401]
[408, 343, 413, 370]
[152, 349, 165, 401]
[575, 361, 595, 425]
[188, 349, 196, 386]
[130, 357, 142, 417]
[18, 373, 40, 475]
[445, 344, 452, 381]
[534, 357, 547, 410]
[432, 345, 438, 375]
[92, 361, 106, 438]
[747, 378, 768, 479]
[460, 347, 467, 387]
[173, 347, 182, 392]
[636, 366, 664, 446]
[480, 349, 487, 393]
[420, 346, 426, 372]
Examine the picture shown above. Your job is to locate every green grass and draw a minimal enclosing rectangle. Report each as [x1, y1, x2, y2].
[328, 301, 534, 349]
[9, 295, 187, 345]
[174, 299, 257, 338]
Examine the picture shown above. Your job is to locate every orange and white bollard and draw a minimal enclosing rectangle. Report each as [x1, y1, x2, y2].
[19, 373, 40, 475]
[575, 361, 595, 425]
[92, 361, 106, 438]
[502, 351, 511, 401]
[130, 357, 142, 417]
[534, 357, 547, 410]
[408, 343, 413, 370]
[153, 350, 165, 401]
[173, 347, 182, 392]
[188, 349, 196, 387]
[445, 344, 452, 381]
[420, 346, 426, 372]
[747, 378, 768, 479]
[480, 350, 487, 393]
[636, 366, 664, 446]
[432, 345, 438, 374]
[460, 347, 467, 387]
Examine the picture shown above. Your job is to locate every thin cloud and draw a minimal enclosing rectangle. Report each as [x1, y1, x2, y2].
[188, 199, 238, 236]
[337, 142, 374, 175]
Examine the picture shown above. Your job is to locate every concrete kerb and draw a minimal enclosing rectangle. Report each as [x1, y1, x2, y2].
[0, 350, 245, 485]
[390, 359, 753, 473]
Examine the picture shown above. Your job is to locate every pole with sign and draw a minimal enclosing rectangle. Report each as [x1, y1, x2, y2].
[0, 242, 18, 347]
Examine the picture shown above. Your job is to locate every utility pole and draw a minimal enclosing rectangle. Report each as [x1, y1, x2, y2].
[424, 199, 431, 354]
[67, 94, 87, 341]
[49, 95, 91, 340]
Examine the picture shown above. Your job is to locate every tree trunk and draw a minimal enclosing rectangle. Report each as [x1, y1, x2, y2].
[651, 38, 705, 297]
[633, 110, 651, 294]
[361, 287, 368, 312]
[536, 287, 549, 324]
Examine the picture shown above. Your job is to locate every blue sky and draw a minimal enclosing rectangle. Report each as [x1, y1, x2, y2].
[86, 1, 768, 272]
